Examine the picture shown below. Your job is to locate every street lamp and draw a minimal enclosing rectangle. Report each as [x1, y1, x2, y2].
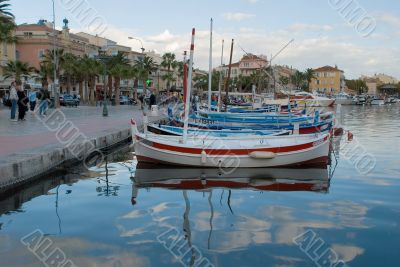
[51, 0, 59, 108]
[128, 37, 145, 53]
[95, 54, 109, 117]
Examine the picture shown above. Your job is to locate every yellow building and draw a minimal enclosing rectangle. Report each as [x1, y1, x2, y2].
[310, 65, 345, 95]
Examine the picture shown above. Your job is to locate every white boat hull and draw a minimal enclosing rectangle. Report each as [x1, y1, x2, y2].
[371, 99, 385, 105]
[134, 134, 330, 168]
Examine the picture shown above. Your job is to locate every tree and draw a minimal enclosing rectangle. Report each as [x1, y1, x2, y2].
[345, 79, 367, 94]
[107, 52, 130, 104]
[0, 0, 13, 19]
[34, 64, 50, 88]
[60, 53, 78, 93]
[41, 48, 66, 82]
[193, 75, 208, 91]
[279, 76, 290, 87]
[80, 55, 102, 104]
[291, 70, 306, 90]
[3, 60, 35, 82]
[303, 68, 315, 91]
[134, 55, 157, 96]
[161, 52, 177, 91]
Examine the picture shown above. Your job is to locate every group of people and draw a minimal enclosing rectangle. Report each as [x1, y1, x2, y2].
[8, 81, 50, 122]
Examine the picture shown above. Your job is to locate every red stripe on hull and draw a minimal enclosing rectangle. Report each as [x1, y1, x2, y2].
[139, 136, 328, 156]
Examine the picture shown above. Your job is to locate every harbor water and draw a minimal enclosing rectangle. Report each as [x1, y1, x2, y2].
[0, 105, 399, 267]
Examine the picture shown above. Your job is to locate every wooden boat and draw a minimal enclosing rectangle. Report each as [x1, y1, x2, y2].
[132, 28, 330, 168]
[290, 92, 335, 107]
[133, 166, 329, 193]
[133, 121, 330, 168]
[147, 123, 291, 137]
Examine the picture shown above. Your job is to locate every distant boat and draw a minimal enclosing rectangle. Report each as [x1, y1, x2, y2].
[289, 91, 335, 107]
[352, 95, 367, 105]
[371, 96, 385, 105]
[334, 92, 352, 105]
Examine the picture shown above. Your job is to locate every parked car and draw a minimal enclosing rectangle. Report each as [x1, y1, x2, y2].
[119, 95, 130, 105]
[60, 94, 79, 107]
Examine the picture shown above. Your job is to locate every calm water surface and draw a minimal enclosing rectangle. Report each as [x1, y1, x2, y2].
[0, 105, 399, 267]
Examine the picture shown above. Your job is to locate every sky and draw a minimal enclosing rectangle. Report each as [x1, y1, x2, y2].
[10, 0, 400, 79]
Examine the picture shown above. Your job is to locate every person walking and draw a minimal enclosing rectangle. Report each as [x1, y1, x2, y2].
[38, 86, 50, 116]
[9, 82, 18, 122]
[16, 81, 28, 121]
[28, 90, 37, 112]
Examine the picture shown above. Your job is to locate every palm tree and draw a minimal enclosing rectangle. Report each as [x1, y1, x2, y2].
[34, 64, 50, 88]
[3, 60, 35, 82]
[80, 55, 102, 104]
[60, 53, 78, 93]
[303, 68, 316, 92]
[161, 52, 177, 91]
[41, 48, 66, 82]
[107, 52, 129, 104]
[162, 72, 176, 89]
[134, 55, 157, 96]
[291, 70, 306, 90]
[0, 0, 13, 18]
[279, 76, 290, 87]
[193, 75, 208, 91]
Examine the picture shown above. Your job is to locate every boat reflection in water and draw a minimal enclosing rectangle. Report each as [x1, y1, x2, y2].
[132, 164, 330, 198]
[130, 165, 331, 265]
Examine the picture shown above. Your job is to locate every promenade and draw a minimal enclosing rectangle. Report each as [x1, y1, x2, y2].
[0, 104, 163, 190]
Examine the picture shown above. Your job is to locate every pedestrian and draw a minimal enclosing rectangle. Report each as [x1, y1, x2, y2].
[29, 90, 37, 112]
[38, 85, 50, 116]
[16, 81, 28, 121]
[9, 82, 18, 122]
[149, 91, 156, 109]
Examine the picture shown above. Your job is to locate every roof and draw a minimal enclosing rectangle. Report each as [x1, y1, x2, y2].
[314, 65, 343, 72]
[241, 54, 267, 61]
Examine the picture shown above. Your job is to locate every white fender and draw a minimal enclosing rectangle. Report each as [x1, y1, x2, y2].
[201, 150, 207, 164]
[131, 118, 138, 143]
[249, 151, 276, 159]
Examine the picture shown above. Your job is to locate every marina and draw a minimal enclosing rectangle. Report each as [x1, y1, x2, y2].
[1, 0, 399, 266]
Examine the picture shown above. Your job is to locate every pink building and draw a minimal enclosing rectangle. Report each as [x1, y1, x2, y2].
[239, 54, 268, 76]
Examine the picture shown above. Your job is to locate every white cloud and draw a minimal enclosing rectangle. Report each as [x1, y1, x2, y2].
[288, 23, 334, 31]
[70, 24, 400, 80]
[245, 0, 259, 3]
[378, 13, 400, 27]
[222, 12, 256, 21]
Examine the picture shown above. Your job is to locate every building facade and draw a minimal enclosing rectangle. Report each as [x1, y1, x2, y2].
[310, 65, 345, 94]
[15, 19, 96, 70]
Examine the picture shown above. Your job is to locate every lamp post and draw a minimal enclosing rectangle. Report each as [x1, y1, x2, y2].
[128, 36, 145, 100]
[128, 37, 145, 53]
[51, 0, 59, 108]
[95, 54, 109, 116]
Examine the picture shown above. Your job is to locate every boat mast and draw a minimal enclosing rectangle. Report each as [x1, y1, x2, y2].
[217, 39, 224, 112]
[183, 28, 195, 143]
[208, 18, 213, 111]
[183, 51, 187, 116]
[224, 39, 234, 112]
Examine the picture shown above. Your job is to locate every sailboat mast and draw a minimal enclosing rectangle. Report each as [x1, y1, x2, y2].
[183, 28, 195, 143]
[208, 18, 213, 111]
[224, 39, 234, 112]
[217, 39, 224, 112]
[183, 51, 187, 116]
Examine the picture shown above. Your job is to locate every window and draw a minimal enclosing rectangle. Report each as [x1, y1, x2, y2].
[24, 32, 33, 38]
[316, 80, 319, 85]
[324, 72, 327, 77]
[38, 49, 45, 59]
